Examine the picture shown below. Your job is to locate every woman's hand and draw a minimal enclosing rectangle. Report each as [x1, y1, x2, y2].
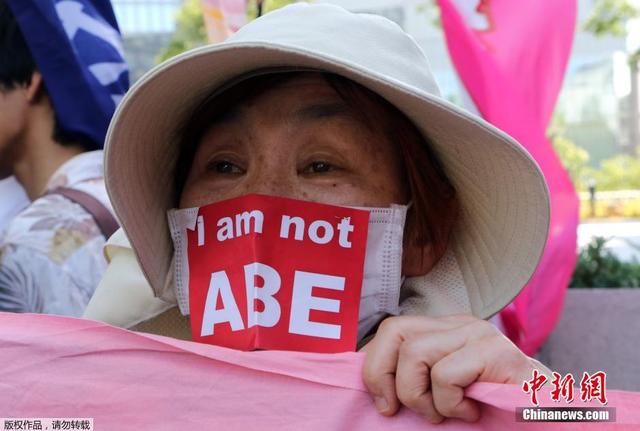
[360, 314, 551, 423]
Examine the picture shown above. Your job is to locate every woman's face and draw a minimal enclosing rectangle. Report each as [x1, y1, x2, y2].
[179, 74, 409, 209]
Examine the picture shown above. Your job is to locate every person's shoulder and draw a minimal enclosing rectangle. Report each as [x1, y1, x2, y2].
[0, 193, 102, 257]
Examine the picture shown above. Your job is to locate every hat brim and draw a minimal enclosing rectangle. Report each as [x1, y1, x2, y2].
[105, 41, 550, 319]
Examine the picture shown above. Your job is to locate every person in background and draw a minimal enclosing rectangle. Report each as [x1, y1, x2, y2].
[0, 0, 128, 315]
[0, 177, 29, 233]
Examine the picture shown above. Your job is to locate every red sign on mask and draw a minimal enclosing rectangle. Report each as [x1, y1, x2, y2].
[185, 194, 370, 353]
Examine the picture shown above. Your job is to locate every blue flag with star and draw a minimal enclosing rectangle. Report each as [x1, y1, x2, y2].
[6, 0, 129, 150]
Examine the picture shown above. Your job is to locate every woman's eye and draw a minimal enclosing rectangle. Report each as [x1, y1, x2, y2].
[305, 161, 335, 174]
[209, 160, 242, 174]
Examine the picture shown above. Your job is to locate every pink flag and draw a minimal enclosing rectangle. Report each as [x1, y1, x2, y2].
[2, 313, 639, 429]
[436, 0, 579, 354]
[201, 0, 246, 43]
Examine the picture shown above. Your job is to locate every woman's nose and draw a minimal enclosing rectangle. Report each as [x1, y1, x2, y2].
[234, 132, 305, 200]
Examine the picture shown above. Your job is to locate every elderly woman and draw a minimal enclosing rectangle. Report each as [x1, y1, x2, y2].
[91, 3, 550, 424]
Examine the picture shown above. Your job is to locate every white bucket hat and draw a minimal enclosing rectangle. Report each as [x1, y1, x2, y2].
[104, 3, 550, 320]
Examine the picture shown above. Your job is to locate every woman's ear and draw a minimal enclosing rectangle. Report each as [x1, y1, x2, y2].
[25, 71, 45, 103]
[402, 241, 441, 277]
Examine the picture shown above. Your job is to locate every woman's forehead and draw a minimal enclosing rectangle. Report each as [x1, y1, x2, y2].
[201, 72, 387, 132]
[220, 74, 347, 112]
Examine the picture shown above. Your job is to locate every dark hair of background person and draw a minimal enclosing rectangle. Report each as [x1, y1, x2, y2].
[175, 72, 459, 260]
[0, 1, 93, 152]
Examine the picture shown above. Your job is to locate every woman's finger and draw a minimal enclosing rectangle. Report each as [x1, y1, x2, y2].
[362, 315, 478, 416]
[361, 324, 402, 416]
[430, 333, 535, 422]
[429, 340, 490, 422]
[393, 320, 494, 421]
[394, 337, 444, 423]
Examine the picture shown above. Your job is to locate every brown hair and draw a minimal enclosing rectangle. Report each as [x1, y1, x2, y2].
[176, 72, 458, 259]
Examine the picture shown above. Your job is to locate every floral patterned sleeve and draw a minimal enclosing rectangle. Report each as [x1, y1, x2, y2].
[0, 193, 109, 316]
[0, 243, 99, 316]
[0, 245, 37, 312]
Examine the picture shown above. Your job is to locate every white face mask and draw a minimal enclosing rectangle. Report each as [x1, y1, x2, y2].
[355, 204, 407, 340]
[167, 199, 408, 343]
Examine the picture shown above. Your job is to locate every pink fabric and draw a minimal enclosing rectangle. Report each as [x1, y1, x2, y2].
[437, 0, 579, 354]
[201, 0, 246, 42]
[1, 313, 639, 429]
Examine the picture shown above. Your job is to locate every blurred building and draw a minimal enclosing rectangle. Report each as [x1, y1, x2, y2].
[321, 0, 632, 166]
[112, 0, 181, 81]
[114, 0, 634, 164]
[557, 0, 631, 164]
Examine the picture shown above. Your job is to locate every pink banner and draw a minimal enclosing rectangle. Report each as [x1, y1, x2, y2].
[1, 313, 639, 429]
[436, 0, 579, 354]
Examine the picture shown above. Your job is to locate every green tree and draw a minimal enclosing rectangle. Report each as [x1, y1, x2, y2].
[583, 0, 639, 38]
[584, 0, 640, 64]
[158, 0, 302, 63]
[157, 0, 206, 63]
[416, 0, 441, 28]
[553, 135, 592, 191]
[593, 155, 640, 190]
[549, 113, 594, 190]
[247, 0, 304, 18]
[571, 237, 640, 287]
[549, 125, 640, 191]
